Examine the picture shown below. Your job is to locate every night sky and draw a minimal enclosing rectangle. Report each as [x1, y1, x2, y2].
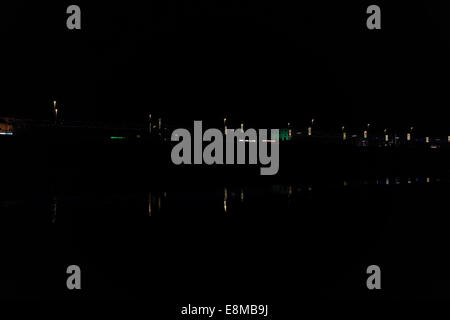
[2, 1, 450, 134]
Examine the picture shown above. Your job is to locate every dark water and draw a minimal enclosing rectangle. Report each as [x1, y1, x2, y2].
[2, 172, 450, 300]
[2, 135, 450, 301]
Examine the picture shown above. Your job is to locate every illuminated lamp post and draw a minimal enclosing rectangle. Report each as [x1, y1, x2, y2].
[365, 123, 371, 139]
[308, 118, 314, 136]
[407, 126, 414, 142]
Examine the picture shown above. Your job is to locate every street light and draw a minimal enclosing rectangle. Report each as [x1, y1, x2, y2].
[364, 124, 371, 140]
[407, 126, 414, 142]
[307, 119, 315, 136]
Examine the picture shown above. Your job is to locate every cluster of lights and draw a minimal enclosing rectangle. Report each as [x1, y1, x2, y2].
[40, 106, 450, 146]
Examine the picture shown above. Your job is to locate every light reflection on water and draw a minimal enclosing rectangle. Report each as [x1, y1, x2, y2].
[224, 187, 228, 213]
[0, 175, 448, 220]
[148, 192, 152, 216]
[148, 192, 166, 216]
[51, 196, 57, 224]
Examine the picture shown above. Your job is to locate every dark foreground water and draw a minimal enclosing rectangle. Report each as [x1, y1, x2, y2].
[2, 172, 450, 301]
[2, 137, 450, 301]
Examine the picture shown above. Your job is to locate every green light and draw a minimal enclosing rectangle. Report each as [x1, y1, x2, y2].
[110, 136, 126, 140]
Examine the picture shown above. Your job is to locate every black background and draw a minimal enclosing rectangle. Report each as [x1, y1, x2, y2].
[2, 0, 450, 310]
[2, 1, 450, 133]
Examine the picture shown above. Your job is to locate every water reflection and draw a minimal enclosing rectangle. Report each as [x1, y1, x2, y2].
[148, 191, 165, 216]
[268, 175, 444, 198]
[0, 175, 447, 219]
[223, 187, 228, 213]
[148, 192, 152, 216]
[52, 196, 57, 224]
